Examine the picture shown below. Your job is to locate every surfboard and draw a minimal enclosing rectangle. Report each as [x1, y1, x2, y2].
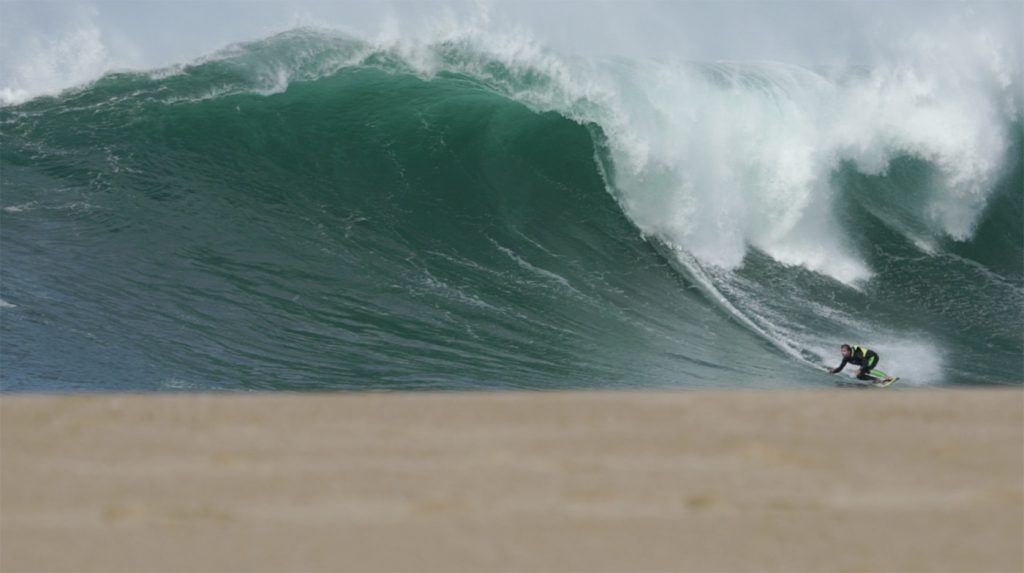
[825, 366, 899, 388]
[834, 377, 897, 388]
[872, 376, 899, 388]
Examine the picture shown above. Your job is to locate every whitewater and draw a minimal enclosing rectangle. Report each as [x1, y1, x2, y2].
[1, 8, 1021, 391]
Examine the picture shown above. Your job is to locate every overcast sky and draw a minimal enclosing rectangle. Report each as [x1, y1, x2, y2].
[1, 1, 1020, 102]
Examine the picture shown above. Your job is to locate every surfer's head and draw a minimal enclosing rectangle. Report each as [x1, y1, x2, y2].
[840, 344, 852, 357]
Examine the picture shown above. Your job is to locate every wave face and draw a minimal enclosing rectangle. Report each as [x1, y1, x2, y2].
[1, 30, 1021, 390]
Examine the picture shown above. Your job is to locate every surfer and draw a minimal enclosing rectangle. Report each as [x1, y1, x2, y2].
[827, 344, 894, 383]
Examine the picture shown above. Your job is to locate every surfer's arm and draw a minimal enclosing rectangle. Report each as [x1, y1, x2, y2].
[828, 358, 848, 374]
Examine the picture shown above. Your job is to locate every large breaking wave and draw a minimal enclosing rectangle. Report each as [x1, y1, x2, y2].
[1, 29, 1020, 390]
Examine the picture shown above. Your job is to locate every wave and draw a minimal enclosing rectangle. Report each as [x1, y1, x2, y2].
[1, 29, 1021, 390]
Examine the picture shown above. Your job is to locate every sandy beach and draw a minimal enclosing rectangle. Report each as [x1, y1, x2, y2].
[2, 390, 1022, 572]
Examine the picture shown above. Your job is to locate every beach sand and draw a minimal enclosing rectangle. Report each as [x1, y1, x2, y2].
[2, 390, 1022, 572]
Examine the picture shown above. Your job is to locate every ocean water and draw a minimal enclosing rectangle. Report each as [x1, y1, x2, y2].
[1, 28, 1021, 391]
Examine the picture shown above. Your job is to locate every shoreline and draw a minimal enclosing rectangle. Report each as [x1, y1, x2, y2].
[3, 389, 1022, 572]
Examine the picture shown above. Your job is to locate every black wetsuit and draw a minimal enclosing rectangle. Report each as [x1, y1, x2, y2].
[833, 346, 881, 380]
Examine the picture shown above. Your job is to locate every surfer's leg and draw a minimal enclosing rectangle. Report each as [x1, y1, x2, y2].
[862, 354, 891, 381]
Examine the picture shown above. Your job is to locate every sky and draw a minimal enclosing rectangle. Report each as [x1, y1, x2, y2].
[1, 1, 1021, 103]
